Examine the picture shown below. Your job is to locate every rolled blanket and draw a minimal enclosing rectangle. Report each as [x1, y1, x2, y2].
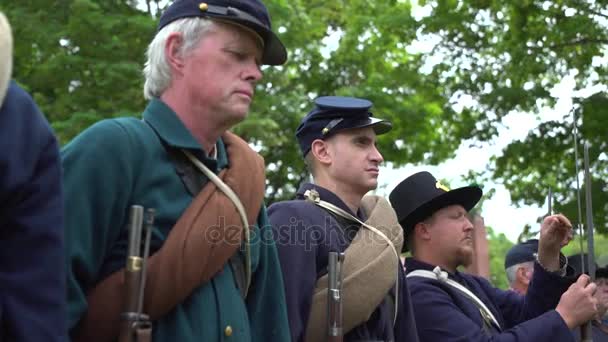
[305, 195, 404, 342]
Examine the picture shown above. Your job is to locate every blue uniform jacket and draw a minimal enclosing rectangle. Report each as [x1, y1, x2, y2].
[269, 183, 419, 342]
[405, 257, 575, 341]
[0, 81, 67, 341]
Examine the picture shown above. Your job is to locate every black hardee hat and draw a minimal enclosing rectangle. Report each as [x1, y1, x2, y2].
[504, 239, 539, 269]
[567, 253, 598, 276]
[295, 96, 392, 156]
[596, 266, 608, 279]
[158, 0, 287, 65]
[389, 171, 482, 250]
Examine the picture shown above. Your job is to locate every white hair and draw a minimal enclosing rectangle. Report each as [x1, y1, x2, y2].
[143, 17, 216, 100]
[506, 261, 534, 285]
[0, 11, 13, 105]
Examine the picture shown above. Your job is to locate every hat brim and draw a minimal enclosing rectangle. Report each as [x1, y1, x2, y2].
[335, 117, 392, 136]
[596, 267, 608, 279]
[210, 16, 286, 65]
[400, 185, 482, 237]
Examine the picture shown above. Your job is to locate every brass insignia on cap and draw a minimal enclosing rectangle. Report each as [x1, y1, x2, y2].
[322, 127, 330, 135]
[199, 2, 209, 11]
[435, 181, 450, 192]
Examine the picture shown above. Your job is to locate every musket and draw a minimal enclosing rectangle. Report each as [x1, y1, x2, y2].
[327, 251, 345, 342]
[573, 109, 594, 342]
[118, 206, 153, 342]
[547, 188, 552, 216]
[580, 142, 596, 342]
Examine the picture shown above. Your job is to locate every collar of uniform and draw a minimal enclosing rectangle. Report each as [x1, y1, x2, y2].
[143, 98, 228, 171]
[191, 138, 228, 173]
[295, 182, 367, 221]
[143, 98, 203, 150]
[405, 257, 461, 279]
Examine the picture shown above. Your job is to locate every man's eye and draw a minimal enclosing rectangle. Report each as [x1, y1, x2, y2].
[230, 50, 246, 58]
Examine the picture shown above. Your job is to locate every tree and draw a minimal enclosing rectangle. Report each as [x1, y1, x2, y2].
[3, 0, 156, 143]
[6, 0, 605, 232]
[4, 0, 480, 204]
[413, 0, 608, 234]
[487, 226, 513, 289]
[243, 0, 488, 202]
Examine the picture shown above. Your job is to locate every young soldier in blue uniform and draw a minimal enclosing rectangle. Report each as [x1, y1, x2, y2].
[0, 12, 67, 342]
[504, 239, 539, 294]
[389, 171, 599, 341]
[61, 1, 290, 341]
[269, 96, 419, 342]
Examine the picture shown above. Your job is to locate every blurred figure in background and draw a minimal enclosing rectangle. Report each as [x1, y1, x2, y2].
[504, 239, 539, 294]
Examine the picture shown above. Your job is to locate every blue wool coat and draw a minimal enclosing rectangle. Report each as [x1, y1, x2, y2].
[405, 257, 576, 342]
[0, 81, 67, 341]
[269, 183, 419, 342]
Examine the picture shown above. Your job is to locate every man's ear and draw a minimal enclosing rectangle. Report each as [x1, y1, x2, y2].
[414, 222, 431, 241]
[516, 266, 531, 285]
[164, 32, 185, 76]
[310, 139, 332, 166]
[0, 11, 13, 106]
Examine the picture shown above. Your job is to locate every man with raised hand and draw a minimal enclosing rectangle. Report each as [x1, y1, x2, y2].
[390, 171, 598, 341]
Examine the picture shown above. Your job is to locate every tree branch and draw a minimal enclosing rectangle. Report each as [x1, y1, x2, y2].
[547, 37, 608, 49]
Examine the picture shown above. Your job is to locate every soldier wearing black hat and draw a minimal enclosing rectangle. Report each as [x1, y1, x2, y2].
[389, 171, 599, 342]
[269, 96, 419, 342]
[61, 1, 289, 341]
[504, 239, 539, 294]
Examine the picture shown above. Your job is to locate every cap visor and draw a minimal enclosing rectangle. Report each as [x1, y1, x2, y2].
[214, 17, 286, 65]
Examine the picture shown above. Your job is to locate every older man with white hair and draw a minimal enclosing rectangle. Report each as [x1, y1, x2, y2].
[61, 1, 290, 341]
[504, 239, 539, 294]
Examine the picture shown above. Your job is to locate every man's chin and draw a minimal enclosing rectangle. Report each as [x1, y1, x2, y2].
[459, 247, 475, 267]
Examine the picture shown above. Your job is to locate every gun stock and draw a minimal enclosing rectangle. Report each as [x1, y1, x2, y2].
[118, 205, 153, 342]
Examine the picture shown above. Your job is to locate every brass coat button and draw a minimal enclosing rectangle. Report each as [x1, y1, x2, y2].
[224, 325, 233, 337]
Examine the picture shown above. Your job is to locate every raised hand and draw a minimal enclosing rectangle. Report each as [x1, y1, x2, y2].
[538, 214, 573, 271]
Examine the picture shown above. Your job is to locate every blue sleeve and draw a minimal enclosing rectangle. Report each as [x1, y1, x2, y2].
[0, 82, 68, 341]
[489, 262, 575, 327]
[394, 261, 419, 342]
[61, 119, 140, 332]
[246, 205, 292, 341]
[409, 279, 574, 342]
[268, 202, 321, 342]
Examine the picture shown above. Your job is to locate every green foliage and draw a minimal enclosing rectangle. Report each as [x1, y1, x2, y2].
[3, 0, 481, 204]
[416, 0, 608, 234]
[4, 0, 607, 231]
[562, 232, 608, 263]
[1, 0, 155, 144]
[486, 226, 514, 289]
